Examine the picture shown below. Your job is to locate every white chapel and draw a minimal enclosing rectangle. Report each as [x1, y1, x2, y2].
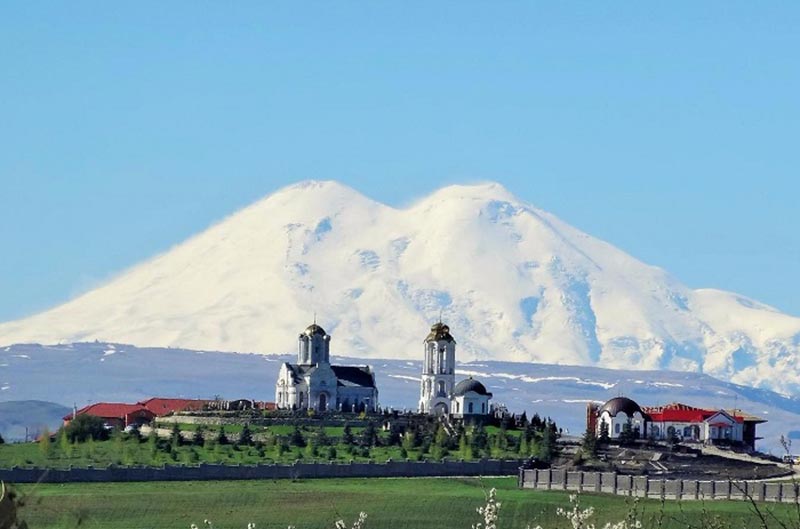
[275, 323, 378, 412]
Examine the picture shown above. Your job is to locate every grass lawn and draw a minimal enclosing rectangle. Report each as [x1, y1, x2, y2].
[14, 477, 800, 529]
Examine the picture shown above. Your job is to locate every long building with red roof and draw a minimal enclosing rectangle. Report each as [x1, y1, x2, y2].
[137, 397, 208, 416]
[63, 402, 155, 429]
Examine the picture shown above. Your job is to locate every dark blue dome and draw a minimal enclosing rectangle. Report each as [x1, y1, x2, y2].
[599, 397, 642, 417]
[453, 377, 491, 397]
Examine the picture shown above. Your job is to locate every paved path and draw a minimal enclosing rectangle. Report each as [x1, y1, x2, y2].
[700, 445, 800, 480]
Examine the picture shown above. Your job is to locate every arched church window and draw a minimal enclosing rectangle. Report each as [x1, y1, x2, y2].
[468, 402, 474, 414]
[615, 423, 621, 434]
[437, 380, 446, 397]
[481, 403, 485, 413]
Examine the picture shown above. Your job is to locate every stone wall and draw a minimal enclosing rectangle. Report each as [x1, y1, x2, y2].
[519, 468, 800, 504]
[0, 459, 522, 484]
[157, 415, 372, 428]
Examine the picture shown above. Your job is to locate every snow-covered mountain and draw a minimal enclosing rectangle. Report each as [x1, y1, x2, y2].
[1, 180, 799, 394]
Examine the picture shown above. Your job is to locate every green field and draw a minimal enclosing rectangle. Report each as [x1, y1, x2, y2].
[13, 477, 800, 529]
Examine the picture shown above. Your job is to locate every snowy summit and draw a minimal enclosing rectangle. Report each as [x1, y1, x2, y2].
[1, 180, 799, 395]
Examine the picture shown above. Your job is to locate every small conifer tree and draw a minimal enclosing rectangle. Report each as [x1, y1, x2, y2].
[192, 425, 205, 446]
[401, 430, 416, 452]
[342, 423, 354, 445]
[276, 437, 288, 458]
[598, 419, 610, 444]
[216, 426, 229, 445]
[59, 428, 72, 457]
[290, 426, 305, 447]
[239, 424, 254, 446]
[518, 434, 530, 457]
[170, 423, 183, 447]
[39, 428, 52, 458]
[305, 438, 318, 458]
[360, 422, 378, 447]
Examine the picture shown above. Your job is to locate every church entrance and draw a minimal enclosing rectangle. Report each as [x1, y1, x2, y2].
[434, 402, 448, 416]
[318, 393, 328, 412]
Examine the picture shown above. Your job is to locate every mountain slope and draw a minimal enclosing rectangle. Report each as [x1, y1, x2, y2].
[0, 400, 70, 442]
[1, 181, 799, 394]
[0, 342, 797, 452]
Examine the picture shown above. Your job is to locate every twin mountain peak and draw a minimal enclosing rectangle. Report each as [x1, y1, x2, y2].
[1, 180, 798, 395]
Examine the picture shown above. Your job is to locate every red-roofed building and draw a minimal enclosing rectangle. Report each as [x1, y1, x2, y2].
[590, 398, 766, 450]
[644, 402, 766, 449]
[63, 403, 155, 429]
[644, 402, 711, 423]
[137, 398, 208, 416]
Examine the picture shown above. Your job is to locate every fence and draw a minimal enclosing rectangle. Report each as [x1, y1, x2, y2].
[519, 468, 800, 504]
[0, 458, 522, 484]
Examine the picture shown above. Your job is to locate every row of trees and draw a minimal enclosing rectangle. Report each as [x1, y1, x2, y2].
[31, 414, 561, 464]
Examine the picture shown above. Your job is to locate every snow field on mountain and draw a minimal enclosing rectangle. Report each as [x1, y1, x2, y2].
[1, 180, 799, 394]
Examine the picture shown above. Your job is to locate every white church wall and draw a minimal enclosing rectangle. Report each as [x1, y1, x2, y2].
[452, 392, 491, 418]
[597, 410, 646, 439]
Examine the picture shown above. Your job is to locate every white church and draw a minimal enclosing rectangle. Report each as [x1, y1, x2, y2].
[418, 321, 492, 419]
[275, 323, 379, 412]
[273, 319, 492, 419]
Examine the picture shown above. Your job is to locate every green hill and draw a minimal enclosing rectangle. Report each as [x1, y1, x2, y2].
[0, 400, 69, 442]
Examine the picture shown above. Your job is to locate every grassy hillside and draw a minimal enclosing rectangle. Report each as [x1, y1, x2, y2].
[0, 423, 530, 469]
[13, 477, 800, 529]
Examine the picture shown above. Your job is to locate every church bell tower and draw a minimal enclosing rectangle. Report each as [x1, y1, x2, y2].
[298, 323, 331, 365]
[419, 321, 456, 415]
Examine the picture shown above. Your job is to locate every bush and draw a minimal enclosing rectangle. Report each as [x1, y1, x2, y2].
[64, 414, 109, 443]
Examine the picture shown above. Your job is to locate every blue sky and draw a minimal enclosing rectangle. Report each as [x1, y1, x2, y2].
[1, 3, 798, 321]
